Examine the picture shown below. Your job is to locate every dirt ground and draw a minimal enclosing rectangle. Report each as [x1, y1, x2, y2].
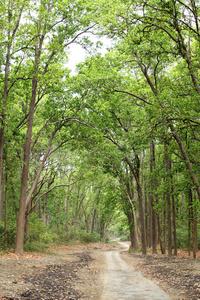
[0, 243, 110, 300]
[121, 251, 200, 300]
[0, 243, 200, 299]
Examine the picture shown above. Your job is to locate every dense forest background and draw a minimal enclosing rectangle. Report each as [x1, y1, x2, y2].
[0, 0, 200, 256]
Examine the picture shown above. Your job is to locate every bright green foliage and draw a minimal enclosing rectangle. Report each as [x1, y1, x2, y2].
[0, 0, 200, 256]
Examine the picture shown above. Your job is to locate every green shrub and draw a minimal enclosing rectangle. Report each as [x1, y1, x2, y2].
[0, 221, 16, 248]
[80, 231, 101, 243]
[120, 235, 129, 242]
[176, 228, 189, 249]
[27, 216, 47, 242]
[24, 241, 49, 253]
[53, 230, 68, 243]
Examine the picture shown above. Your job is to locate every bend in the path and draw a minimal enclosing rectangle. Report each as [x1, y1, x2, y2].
[101, 240, 170, 300]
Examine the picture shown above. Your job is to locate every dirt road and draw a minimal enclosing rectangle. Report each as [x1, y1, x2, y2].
[101, 241, 169, 300]
[1, 242, 200, 299]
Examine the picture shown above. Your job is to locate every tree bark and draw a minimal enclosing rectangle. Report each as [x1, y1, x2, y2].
[150, 141, 157, 254]
[164, 142, 172, 256]
[0, 29, 11, 223]
[43, 194, 47, 225]
[169, 158, 177, 255]
[0, 3, 23, 223]
[192, 189, 198, 259]
[125, 156, 147, 254]
[15, 78, 38, 254]
[169, 122, 200, 201]
[4, 166, 8, 245]
[127, 209, 140, 250]
[171, 184, 177, 255]
[91, 208, 96, 234]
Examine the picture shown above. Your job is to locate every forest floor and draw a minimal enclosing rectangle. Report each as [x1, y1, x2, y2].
[0, 241, 200, 299]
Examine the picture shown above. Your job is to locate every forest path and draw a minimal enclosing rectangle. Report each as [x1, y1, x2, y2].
[101, 240, 170, 300]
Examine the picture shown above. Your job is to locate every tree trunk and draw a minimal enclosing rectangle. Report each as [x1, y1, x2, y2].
[171, 185, 177, 255]
[193, 217, 198, 259]
[74, 217, 77, 241]
[39, 198, 42, 219]
[15, 77, 38, 254]
[4, 168, 8, 245]
[65, 194, 70, 232]
[104, 225, 108, 243]
[25, 205, 31, 240]
[192, 190, 198, 259]
[1, 2, 23, 228]
[155, 191, 164, 254]
[91, 208, 96, 234]
[0, 37, 10, 223]
[144, 183, 149, 247]
[127, 209, 139, 250]
[150, 141, 157, 253]
[188, 189, 192, 256]
[115, 165, 140, 250]
[136, 174, 147, 254]
[43, 194, 47, 225]
[157, 214, 164, 254]
[164, 142, 172, 256]
[0, 180, 3, 222]
[170, 159, 177, 255]
[169, 122, 200, 201]
[149, 202, 152, 248]
[163, 205, 166, 255]
[68, 220, 73, 240]
[78, 216, 82, 241]
[125, 156, 147, 254]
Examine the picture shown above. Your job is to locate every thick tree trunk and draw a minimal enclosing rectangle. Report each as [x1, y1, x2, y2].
[115, 166, 140, 250]
[193, 218, 198, 259]
[169, 158, 177, 255]
[150, 141, 157, 254]
[157, 215, 164, 254]
[164, 142, 172, 256]
[144, 183, 148, 246]
[192, 190, 198, 259]
[188, 189, 193, 256]
[4, 169, 8, 245]
[149, 202, 152, 248]
[163, 205, 166, 254]
[104, 225, 108, 243]
[136, 180, 147, 254]
[127, 210, 139, 250]
[172, 187, 177, 255]
[125, 156, 146, 254]
[132, 210, 140, 250]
